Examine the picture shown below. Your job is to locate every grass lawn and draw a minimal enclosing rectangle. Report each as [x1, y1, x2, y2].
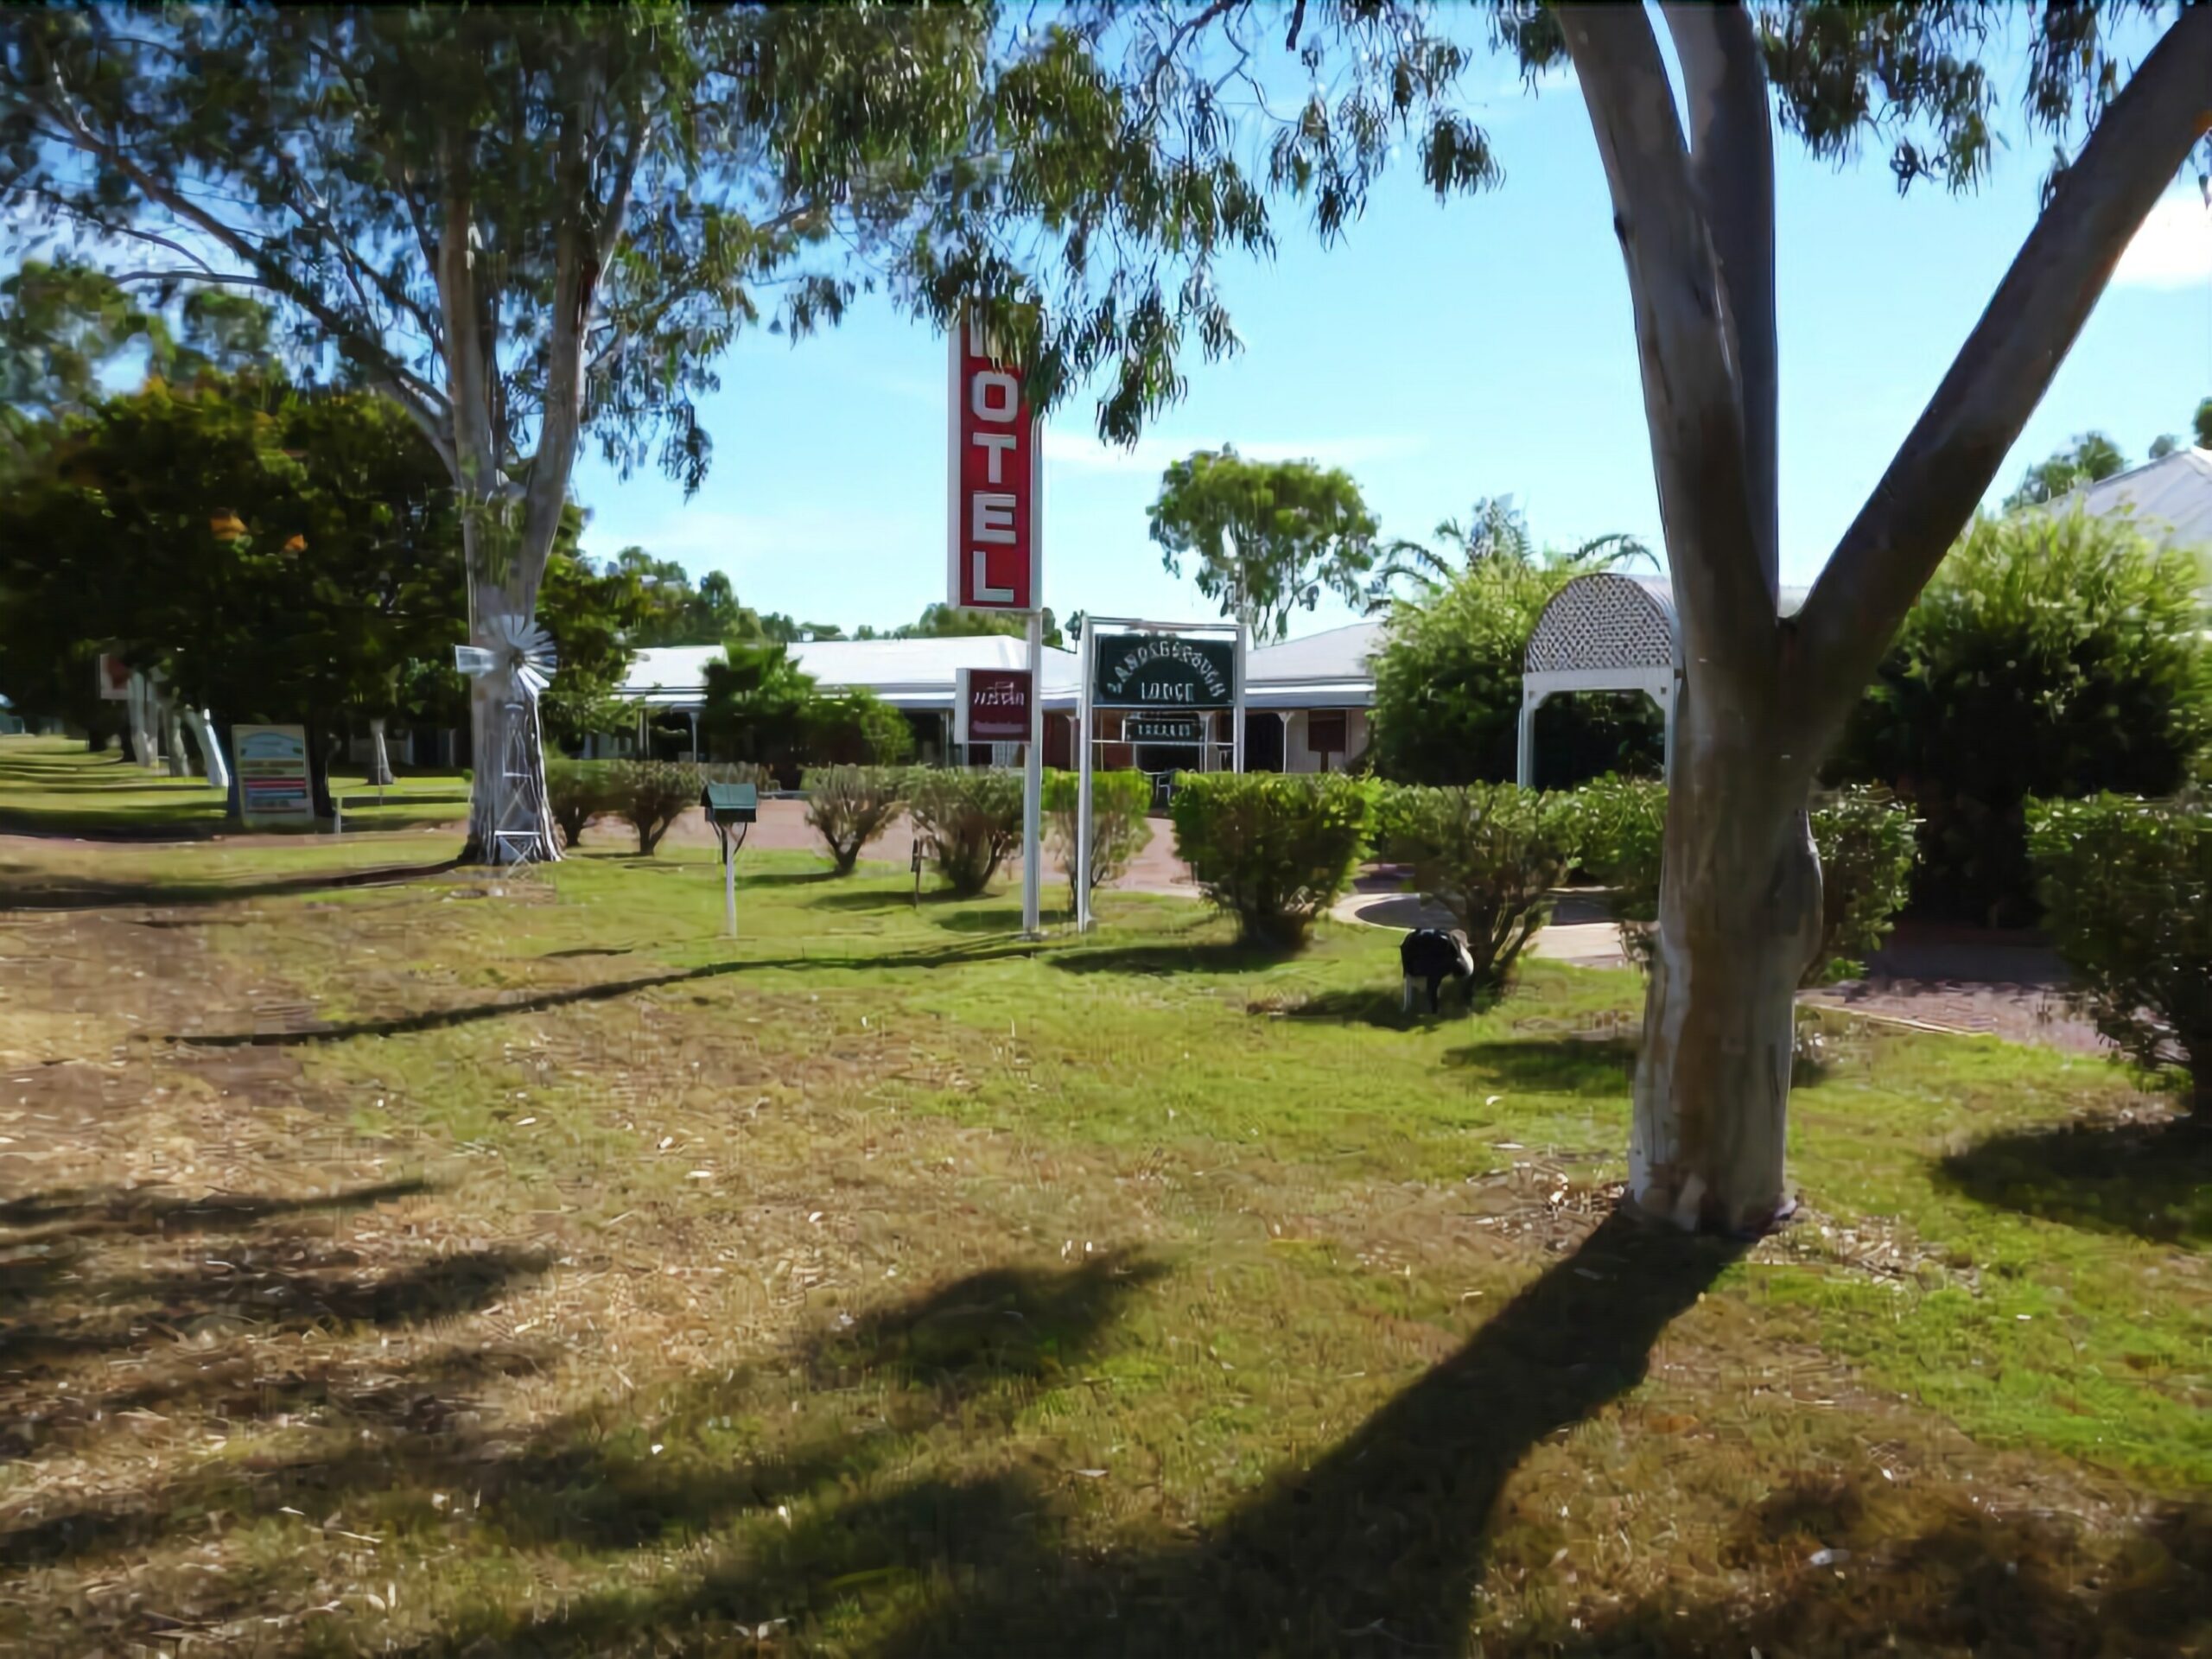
[0, 781, 2205, 1653]
[0, 734, 471, 838]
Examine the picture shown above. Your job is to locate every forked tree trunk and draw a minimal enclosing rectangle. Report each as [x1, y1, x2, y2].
[1630, 687, 1822, 1233]
[366, 715, 396, 787]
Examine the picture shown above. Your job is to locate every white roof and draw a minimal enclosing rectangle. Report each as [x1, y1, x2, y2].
[1245, 619, 1383, 684]
[2068, 447, 2212, 556]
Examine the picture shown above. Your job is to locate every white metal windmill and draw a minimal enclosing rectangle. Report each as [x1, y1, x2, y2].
[454, 613, 559, 863]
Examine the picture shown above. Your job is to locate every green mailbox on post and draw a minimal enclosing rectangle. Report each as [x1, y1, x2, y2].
[700, 781, 757, 937]
[701, 781, 758, 825]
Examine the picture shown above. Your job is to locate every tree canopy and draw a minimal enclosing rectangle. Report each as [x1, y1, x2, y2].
[1147, 447, 1380, 640]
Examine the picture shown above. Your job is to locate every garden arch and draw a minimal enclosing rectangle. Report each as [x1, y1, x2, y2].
[1518, 573, 1679, 788]
[1517, 572, 1807, 786]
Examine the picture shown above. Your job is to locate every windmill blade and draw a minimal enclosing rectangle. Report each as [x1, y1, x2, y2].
[480, 613, 558, 695]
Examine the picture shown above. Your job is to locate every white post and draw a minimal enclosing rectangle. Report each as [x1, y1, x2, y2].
[1659, 676, 1678, 785]
[724, 833, 738, 938]
[1232, 622, 1247, 774]
[1021, 608, 1044, 938]
[1076, 622, 1095, 932]
[189, 709, 231, 792]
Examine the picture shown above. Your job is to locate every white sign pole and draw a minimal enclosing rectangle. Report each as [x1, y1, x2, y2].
[1233, 620, 1248, 774]
[1021, 609, 1044, 939]
[724, 835, 738, 938]
[1076, 623, 1095, 932]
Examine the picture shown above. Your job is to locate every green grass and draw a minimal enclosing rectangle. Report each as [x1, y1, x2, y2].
[0, 824, 2204, 1656]
[0, 732, 470, 836]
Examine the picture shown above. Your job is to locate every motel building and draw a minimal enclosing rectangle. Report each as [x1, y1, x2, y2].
[612, 619, 1382, 782]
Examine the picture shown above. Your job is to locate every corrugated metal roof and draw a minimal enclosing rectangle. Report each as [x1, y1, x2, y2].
[1244, 619, 1384, 683]
[2068, 447, 2212, 553]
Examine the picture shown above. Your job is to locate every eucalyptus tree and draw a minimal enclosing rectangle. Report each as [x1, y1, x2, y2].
[10, 2, 2207, 1232]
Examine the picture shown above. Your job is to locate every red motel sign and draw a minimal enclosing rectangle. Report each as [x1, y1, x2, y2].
[947, 310, 1040, 613]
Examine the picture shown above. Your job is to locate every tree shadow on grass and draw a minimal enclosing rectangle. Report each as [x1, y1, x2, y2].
[1049, 938, 1293, 977]
[1446, 1037, 1639, 1098]
[1936, 1109, 2212, 1244]
[377, 1212, 1738, 1657]
[0, 1177, 431, 1242]
[168, 938, 1039, 1046]
[1263, 982, 1497, 1030]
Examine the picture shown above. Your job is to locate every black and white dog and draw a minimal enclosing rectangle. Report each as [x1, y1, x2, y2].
[1401, 927, 1476, 1014]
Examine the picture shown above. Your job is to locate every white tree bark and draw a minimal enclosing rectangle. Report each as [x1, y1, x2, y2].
[188, 709, 231, 792]
[1556, 1, 2212, 1230]
[162, 699, 190, 778]
[366, 715, 396, 787]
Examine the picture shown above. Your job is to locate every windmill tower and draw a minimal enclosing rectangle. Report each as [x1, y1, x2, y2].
[454, 613, 559, 864]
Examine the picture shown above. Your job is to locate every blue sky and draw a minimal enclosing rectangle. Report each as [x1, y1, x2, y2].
[578, 43, 2210, 639]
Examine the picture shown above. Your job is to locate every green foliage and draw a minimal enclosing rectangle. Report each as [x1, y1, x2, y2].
[1376, 783, 1581, 996]
[803, 688, 915, 768]
[1571, 775, 1667, 972]
[862, 604, 1064, 649]
[2003, 431, 2128, 511]
[2029, 791, 2212, 1114]
[1168, 772, 1374, 949]
[2196, 397, 2212, 453]
[1147, 448, 1380, 640]
[701, 641, 817, 776]
[526, 514, 643, 748]
[1830, 510, 2212, 926]
[1043, 768, 1154, 913]
[0, 372, 463, 734]
[904, 767, 1025, 898]
[1369, 533, 1660, 787]
[1808, 787, 1920, 985]
[802, 766, 906, 876]
[545, 760, 618, 850]
[608, 760, 701, 857]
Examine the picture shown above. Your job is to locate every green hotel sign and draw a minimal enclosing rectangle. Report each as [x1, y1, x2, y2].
[1092, 632, 1236, 710]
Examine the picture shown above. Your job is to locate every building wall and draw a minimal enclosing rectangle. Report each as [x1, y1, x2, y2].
[1279, 708, 1370, 774]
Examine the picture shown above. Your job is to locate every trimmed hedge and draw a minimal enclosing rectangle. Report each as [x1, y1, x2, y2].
[905, 767, 1024, 897]
[2029, 791, 2210, 1114]
[1043, 768, 1153, 913]
[1829, 509, 2210, 926]
[1169, 772, 1374, 948]
[1377, 782, 1580, 996]
[803, 765, 906, 875]
[608, 760, 699, 856]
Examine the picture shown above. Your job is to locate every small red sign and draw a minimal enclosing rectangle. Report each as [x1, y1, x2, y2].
[947, 311, 1040, 613]
[957, 667, 1033, 746]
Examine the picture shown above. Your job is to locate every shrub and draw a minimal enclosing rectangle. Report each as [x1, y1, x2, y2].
[904, 766, 1024, 897]
[1829, 509, 2211, 926]
[1571, 779, 1916, 985]
[1169, 772, 1374, 948]
[1572, 774, 1665, 970]
[1043, 768, 1153, 913]
[2028, 791, 2211, 1115]
[804, 765, 906, 875]
[608, 759, 700, 856]
[545, 759, 616, 849]
[1808, 786, 1917, 983]
[1376, 782, 1580, 995]
[804, 687, 914, 768]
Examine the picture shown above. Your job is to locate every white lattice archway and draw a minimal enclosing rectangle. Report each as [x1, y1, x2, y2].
[1517, 573, 1680, 787]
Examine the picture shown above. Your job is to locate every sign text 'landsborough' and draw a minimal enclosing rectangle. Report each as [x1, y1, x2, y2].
[1092, 633, 1236, 710]
[955, 667, 1033, 746]
[947, 313, 1040, 613]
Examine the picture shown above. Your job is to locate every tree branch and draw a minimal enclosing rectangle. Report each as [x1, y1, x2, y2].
[1554, 4, 1772, 696]
[1793, 4, 2212, 747]
[1661, 2, 1777, 595]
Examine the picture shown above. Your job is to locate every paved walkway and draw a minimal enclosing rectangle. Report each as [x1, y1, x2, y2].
[1332, 874, 2106, 1054]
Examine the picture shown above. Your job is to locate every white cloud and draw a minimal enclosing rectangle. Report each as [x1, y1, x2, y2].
[2113, 188, 2212, 290]
[1042, 429, 1428, 476]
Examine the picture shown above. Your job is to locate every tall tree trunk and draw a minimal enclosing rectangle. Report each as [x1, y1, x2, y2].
[162, 699, 191, 778]
[366, 715, 396, 787]
[188, 709, 231, 792]
[1630, 683, 1822, 1232]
